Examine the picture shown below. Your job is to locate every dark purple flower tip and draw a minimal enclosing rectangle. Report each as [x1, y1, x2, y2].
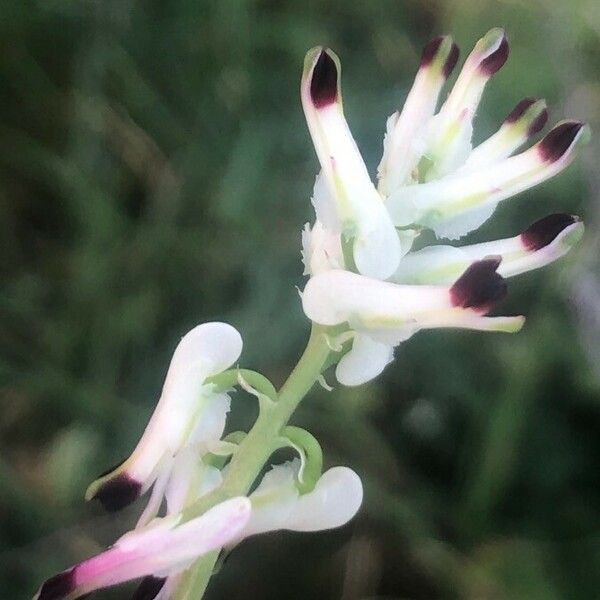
[91, 473, 142, 512]
[450, 258, 507, 313]
[538, 121, 585, 162]
[479, 32, 509, 76]
[37, 569, 75, 600]
[132, 576, 167, 600]
[505, 98, 537, 122]
[310, 49, 338, 109]
[420, 35, 460, 78]
[521, 213, 579, 251]
[504, 98, 548, 136]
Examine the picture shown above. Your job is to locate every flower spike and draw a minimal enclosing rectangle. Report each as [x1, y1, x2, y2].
[378, 35, 459, 194]
[387, 119, 589, 239]
[33, 498, 251, 600]
[86, 322, 242, 512]
[392, 213, 584, 284]
[301, 47, 401, 279]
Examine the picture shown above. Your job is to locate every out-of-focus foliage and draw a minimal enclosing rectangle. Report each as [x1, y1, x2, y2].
[1, 1, 599, 598]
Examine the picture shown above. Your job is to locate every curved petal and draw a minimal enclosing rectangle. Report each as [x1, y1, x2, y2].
[86, 323, 241, 512]
[284, 467, 363, 532]
[335, 333, 394, 386]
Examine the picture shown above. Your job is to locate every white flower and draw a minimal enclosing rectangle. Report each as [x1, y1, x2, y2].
[33, 497, 251, 600]
[391, 214, 584, 285]
[85, 322, 242, 513]
[302, 263, 524, 386]
[301, 47, 402, 279]
[240, 459, 363, 538]
[378, 28, 588, 240]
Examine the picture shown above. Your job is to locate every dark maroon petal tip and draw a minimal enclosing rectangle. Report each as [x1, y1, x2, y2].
[521, 213, 578, 251]
[450, 258, 507, 313]
[538, 121, 584, 162]
[528, 107, 549, 136]
[37, 569, 75, 600]
[420, 36, 444, 67]
[479, 33, 509, 76]
[444, 42, 460, 78]
[505, 98, 537, 123]
[132, 576, 167, 600]
[420, 36, 459, 78]
[92, 473, 142, 512]
[310, 50, 338, 109]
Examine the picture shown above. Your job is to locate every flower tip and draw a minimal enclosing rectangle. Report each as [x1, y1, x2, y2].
[420, 35, 460, 78]
[478, 29, 509, 76]
[86, 472, 142, 512]
[538, 120, 588, 162]
[34, 569, 75, 600]
[505, 97, 548, 135]
[521, 213, 582, 251]
[450, 258, 507, 313]
[131, 576, 167, 600]
[309, 48, 339, 109]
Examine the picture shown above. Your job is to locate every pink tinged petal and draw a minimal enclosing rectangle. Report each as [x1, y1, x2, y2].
[424, 29, 509, 179]
[335, 333, 394, 387]
[284, 467, 363, 532]
[378, 35, 459, 194]
[301, 48, 401, 279]
[86, 322, 242, 512]
[386, 120, 589, 239]
[460, 98, 548, 172]
[34, 499, 251, 600]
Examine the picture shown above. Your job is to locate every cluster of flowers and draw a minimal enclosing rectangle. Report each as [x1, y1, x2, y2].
[34, 28, 585, 600]
[300, 27, 586, 386]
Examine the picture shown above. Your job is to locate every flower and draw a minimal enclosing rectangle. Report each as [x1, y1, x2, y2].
[300, 30, 587, 386]
[302, 260, 524, 386]
[391, 213, 584, 284]
[33, 497, 251, 600]
[378, 28, 588, 239]
[301, 47, 403, 279]
[241, 459, 363, 538]
[85, 322, 242, 513]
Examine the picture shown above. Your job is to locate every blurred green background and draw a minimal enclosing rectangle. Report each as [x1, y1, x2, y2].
[1, 1, 599, 598]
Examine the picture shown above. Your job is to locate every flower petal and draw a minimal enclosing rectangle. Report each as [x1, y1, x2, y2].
[392, 214, 583, 284]
[86, 323, 242, 512]
[33, 498, 251, 600]
[423, 28, 509, 179]
[460, 98, 548, 173]
[335, 333, 394, 386]
[303, 262, 518, 340]
[387, 120, 589, 239]
[301, 47, 401, 278]
[378, 35, 459, 194]
[284, 467, 363, 532]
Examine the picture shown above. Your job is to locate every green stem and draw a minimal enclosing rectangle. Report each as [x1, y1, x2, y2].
[174, 325, 332, 600]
